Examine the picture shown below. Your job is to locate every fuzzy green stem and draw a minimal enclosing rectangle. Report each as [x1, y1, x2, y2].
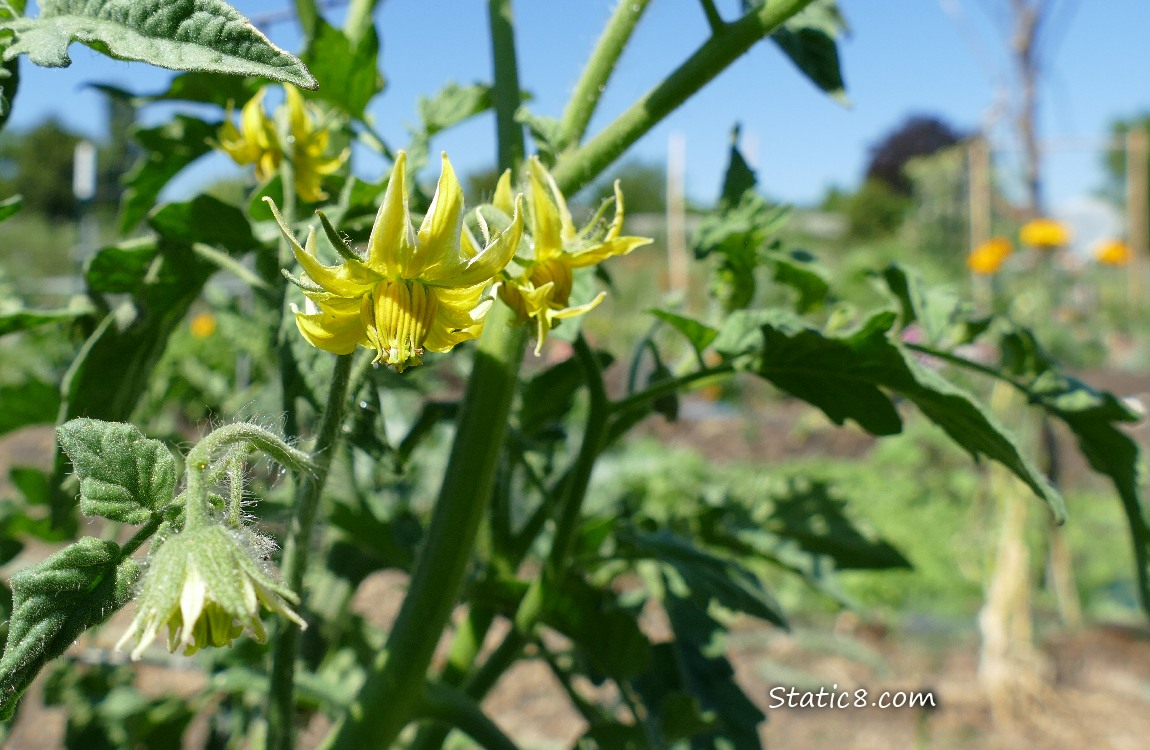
[266, 352, 356, 750]
[699, 0, 725, 32]
[488, 0, 526, 173]
[558, 0, 652, 147]
[324, 306, 527, 750]
[343, 0, 380, 44]
[550, 0, 816, 195]
[609, 362, 735, 414]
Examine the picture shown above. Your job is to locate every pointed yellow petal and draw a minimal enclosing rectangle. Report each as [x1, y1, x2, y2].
[414, 152, 466, 280]
[448, 193, 525, 288]
[493, 169, 514, 216]
[535, 157, 577, 241]
[528, 159, 564, 261]
[367, 151, 415, 278]
[568, 235, 652, 268]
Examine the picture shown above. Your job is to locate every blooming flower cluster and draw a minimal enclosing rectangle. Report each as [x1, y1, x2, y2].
[272, 151, 524, 372]
[217, 86, 347, 202]
[967, 236, 1012, 275]
[497, 157, 652, 354]
[1020, 217, 1071, 250]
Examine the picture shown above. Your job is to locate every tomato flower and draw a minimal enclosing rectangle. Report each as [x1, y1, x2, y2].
[498, 157, 651, 354]
[271, 151, 524, 372]
[217, 86, 348, 202]
[115, 524, 304, 659]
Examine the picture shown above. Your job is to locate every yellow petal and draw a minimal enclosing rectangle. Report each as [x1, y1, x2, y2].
[294, 303, 367, 355]
[448, 193, 525, 288]
[413, 152, 465, 279]
[567, 235, 652, 268]
[528, 159, 565, 261]
[493, 169, 514, 216]
[366, 151, 416, 278]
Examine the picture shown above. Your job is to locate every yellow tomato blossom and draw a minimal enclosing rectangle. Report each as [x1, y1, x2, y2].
[1094, 238, 1132, 266]
[217, 89, 282, 182]
[217, 86, 348, 202]
[115, 525, 305, 660]
[284, 85, 348, 202]
[498, 157, 652, 354]
[271, 151, 524, 372]
[1020, 217, 1071, 249]
[967, 236, 1012, 275]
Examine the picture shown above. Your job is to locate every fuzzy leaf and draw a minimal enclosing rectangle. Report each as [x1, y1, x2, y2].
[0, 379, 60, 438]
[0, 538, 139, 720]
[767, 0, 848, 103]
[649, 309, 717, 357]
[57, 419, 175, 524]
[1, 0, 315, 89]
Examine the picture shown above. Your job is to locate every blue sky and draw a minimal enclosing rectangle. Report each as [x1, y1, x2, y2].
[8, 1, 1150, 209]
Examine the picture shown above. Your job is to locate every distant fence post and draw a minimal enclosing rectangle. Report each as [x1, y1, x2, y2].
[1127, 128, 1148, 309]
[666, 132, 689, 302]
[968, 136, 992, 307]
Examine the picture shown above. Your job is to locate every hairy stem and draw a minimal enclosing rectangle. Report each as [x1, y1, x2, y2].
[559, 0, 652, 147]
[488, 0, 526, 173]
[266, 352, 356, 750]
[550, 0, 815, 195]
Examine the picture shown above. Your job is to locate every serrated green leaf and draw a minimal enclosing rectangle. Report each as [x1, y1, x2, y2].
[119, 115, 218, 232]
[767, 480, 910, 570]
[0, 538, 139, 720]
[768, 248, 829, 313]
[56, 419, 175, 524]
[1029, 370, 1150, 613]
[419, 82, 493, 134]
[768, 0, 848, 103]
[91, 70, 264, 108]
[1, 0, 316, 89]
[649, 309, 717, 357]
[626, 530, 787, 627]
[85, 239, 159, 294]
[520, 350, 614, 439]
[544, 574, 652, 681]
[301, 18, 383, 119]
[876, 264, 988, 348]
[0, 2, 22, 130]
[716, 309, 1065, 518]
[149, 194, 256, 250]
[0, 379, 60, 438]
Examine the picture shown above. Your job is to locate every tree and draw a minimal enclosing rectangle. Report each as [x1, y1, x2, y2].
[863, 114, 964, 195]
[0, 119, 82, 219]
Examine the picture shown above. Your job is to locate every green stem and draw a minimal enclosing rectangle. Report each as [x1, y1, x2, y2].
[546, 336, 610, 579]
[343, 0, 380, 44]
[699, 0, 725, 32]
[488, 0, 526, 173]
[550, 0, 816, 195]
[324, 306, 527, 750]
[609, 362, 735, 415]
[903, 343, 1031, 394]
[417, 683, 521, 750]
[558, 0, 652, 148]
[266, 352, 356, 750]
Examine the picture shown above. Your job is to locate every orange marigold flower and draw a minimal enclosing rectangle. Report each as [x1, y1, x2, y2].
[967, 236, 1011, 275]
[1020, 217, 1071, 249]
[1094, 239, 1132, 267]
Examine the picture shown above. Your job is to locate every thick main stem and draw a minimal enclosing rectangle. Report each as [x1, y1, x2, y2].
[266, 353, 355, 750]
[488, 0, 525, 173]
[550, 0, 815, 195]
[324, 305, 526, 750]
